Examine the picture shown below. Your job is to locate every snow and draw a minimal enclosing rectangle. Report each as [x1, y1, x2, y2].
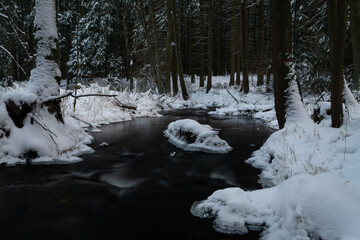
[191, 78, 360, 240]
[164, 119, 232, 154]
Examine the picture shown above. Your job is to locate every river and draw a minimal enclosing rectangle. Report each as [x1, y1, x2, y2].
[0, 109, 273, 240]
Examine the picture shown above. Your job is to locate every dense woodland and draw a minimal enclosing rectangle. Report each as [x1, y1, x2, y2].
[1, 0, 359, 128]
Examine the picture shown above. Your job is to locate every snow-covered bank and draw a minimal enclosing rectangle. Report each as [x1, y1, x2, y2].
[191, 80, 360, 239]
[192, 173, 360, 240]
[60, 76, 277, 129]
[186, 76, 278, 129]
[192, 117, 360, 239]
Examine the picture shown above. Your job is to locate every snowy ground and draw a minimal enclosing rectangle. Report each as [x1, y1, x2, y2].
[2, 75, 360, 239]
[60, 76, 278, 129]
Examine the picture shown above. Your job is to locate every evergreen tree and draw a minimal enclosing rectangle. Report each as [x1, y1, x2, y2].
[67, 1, 118, 80]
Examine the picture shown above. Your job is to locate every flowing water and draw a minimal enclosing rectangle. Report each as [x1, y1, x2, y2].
[0, 109, 273, 240]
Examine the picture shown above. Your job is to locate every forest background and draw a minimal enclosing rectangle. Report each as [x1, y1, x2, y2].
[1, 0, 359, 100]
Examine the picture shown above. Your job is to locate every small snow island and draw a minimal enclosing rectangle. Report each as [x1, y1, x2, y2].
[164, 119, 232, 154]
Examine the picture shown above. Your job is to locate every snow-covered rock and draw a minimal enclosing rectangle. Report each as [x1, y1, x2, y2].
[164, 119, 232, 154]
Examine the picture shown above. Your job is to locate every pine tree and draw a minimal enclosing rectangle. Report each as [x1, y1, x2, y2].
[67, 1, 117, 80]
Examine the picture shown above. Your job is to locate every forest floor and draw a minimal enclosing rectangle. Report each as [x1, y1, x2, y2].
[1, 75, 360, 239]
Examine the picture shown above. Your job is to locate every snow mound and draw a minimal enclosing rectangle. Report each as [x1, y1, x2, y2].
[164, 119, 232, 154]
[191, 173, 360, 240]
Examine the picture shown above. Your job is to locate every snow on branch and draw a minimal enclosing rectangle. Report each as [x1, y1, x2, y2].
[40, 91, 137, 111]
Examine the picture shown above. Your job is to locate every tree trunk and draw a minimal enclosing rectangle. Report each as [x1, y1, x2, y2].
[188, 5, 195, 83]
[241, 1, 249, 94]
[327, 0, 347, 128]
[206, 0, 213, 93]
[123, 0, 133, 91]
[229, 0, 236, 86]
[271, 0, 292, 129]
[149, 0, 163, 94]
[27, 0, 63, 122]
[236, 3, 242, 86]
[165, 0, 174, 94]
[171, 0, 189, 100]
[216, 0, 225, 76]
[171, 48, 178, 95]
[257, 0, 265, 86]
[199, 0, 205, 87]
[350, 0, 360, 89]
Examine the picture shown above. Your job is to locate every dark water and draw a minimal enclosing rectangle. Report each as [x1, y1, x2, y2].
[0, 109, 273, 240]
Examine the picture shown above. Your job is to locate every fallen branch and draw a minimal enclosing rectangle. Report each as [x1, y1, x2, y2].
[226, 88, 239, 104]
[70, 114, 98, 129]
[40, 91, 137, 110]
[113, 97, 137, 110]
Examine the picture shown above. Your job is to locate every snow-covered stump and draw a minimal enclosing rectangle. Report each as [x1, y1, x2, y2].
[0, 94, 93, 166]
[164, 119, 232, 154]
